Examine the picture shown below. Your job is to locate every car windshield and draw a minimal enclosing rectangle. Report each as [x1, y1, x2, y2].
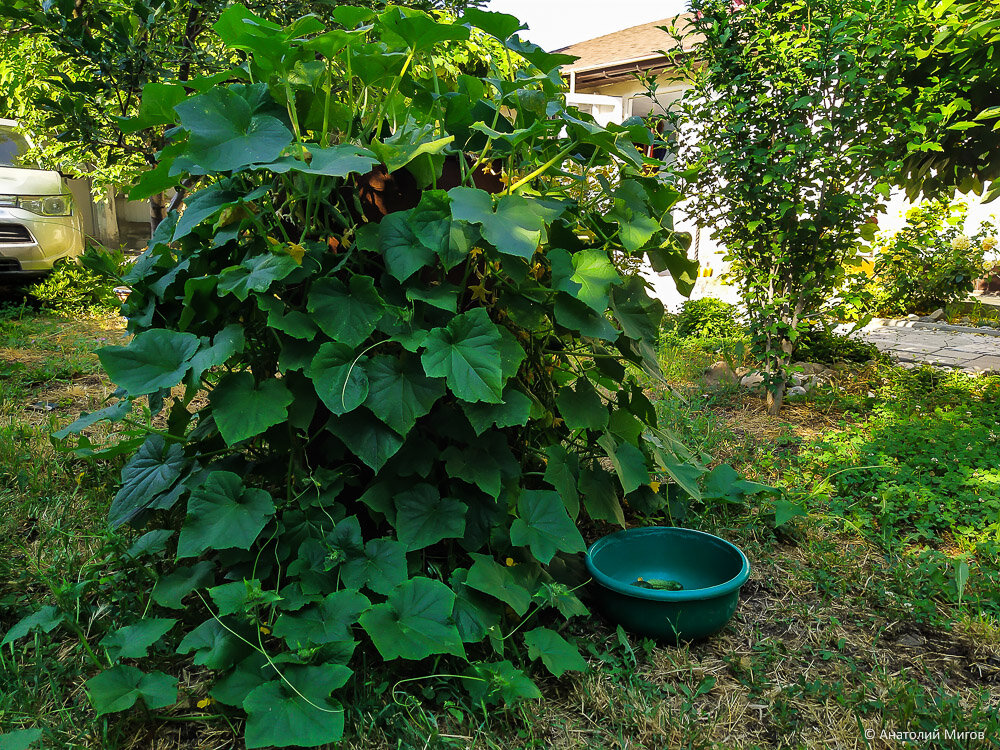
[0, 128, 37, 168]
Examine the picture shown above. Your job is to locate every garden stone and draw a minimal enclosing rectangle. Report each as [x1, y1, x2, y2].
[740, 373, 764, 390]
[793, 362, 827, 376]
[787, 386, 808, 397]
[927, 308, 945, 321]
[704, 361, 738, 386]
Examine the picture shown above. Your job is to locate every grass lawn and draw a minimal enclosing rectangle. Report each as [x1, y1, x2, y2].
[1, 303, 999, 749]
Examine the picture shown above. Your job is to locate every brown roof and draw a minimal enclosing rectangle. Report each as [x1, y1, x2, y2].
[556, 14, 699, 82]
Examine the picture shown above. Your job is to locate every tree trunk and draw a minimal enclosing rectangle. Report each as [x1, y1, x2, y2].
[149, 191, 168, 234]
[766, 379, 786, 416]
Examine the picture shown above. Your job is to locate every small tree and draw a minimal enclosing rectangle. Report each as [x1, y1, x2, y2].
[667, 0, 908, 413]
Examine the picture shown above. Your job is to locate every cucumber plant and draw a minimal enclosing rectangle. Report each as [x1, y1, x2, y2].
[46, 4, 701, 744]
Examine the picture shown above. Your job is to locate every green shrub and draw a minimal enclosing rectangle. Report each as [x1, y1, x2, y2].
[847, 200, 994, 317]
[795, 325, 884, 364]
[674, 298, 744, 338]
[27, 245, 127, 314]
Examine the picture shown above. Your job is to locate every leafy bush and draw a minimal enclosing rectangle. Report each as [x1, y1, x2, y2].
[794, 326, 884, 364]
[43, 6, 702, 744]
[27, 245, 126, 313]
[674, 298, 743, 338]
[848, 200, 994, 316]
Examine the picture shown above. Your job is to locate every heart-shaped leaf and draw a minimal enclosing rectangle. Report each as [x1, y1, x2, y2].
[523, 627, 587, 677]
[308, 276, 385, 348]
[99, 619, 176, 660]
[99, 330, 199, 396]
[176, 472, 275, 558]
[421, 308, 503, 403]
[359, 577, 464, 661]
[510, 490, 586, 564]
[394, 484, 467, 551]
[86, 666, 177, 715]
[211, 372, 293, 446]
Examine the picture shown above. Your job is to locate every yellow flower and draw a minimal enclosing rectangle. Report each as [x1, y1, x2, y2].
[648, 481, 662, 494]
[505, 557, 515, 567]
[196, 697, 215, 709]
[259, 625, 271, 635]
[285, 242, 306, 265]
[468, 282, 491, 303]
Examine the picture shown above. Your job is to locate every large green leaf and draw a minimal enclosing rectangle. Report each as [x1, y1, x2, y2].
[272, 590, 370, 648]
[151, 561, 215, 609]
[210, 372, 293, 445]
[99, 619, 176, 660]
[210, 653, 270, 707]
[462, 660, 541, 704]
[610, 277, 664, 343]
[98, 330, 199, 396]
[553, 295, 618, 341]
[450, 569, 502, 643]
[263, 143, 379, 176]
[327, 409, 404, 472]
[308, 276, 385, 348]
[370, 134, 454, 173]
[442, 433, 519, 499]
[109, 436, 187, 528]
[597, 433, 650, 495]
[465, 554, 532, 616]
[461, 8, 526, 41]
[579, 467, 626, 526]
[450, 188, 545, 259]
[243, 665, 351, 749]
[380, 7, 470, 51]
[607, 180, 661, 252]
[359, 578, 464, 661]
[702, 463, 774, 503]
[461, 387, 531, 435]
[306, 343, 369, 416]
[523, 627, 588, 677]
[1, 605, 63, 646]
[174, 83, 292, 172]
[556, 378, 608, 432]
[172, 183, 238, 241]
[409, 190, 451, 254]
[339, 539, 408, 595]
[209, 580, 282, 617]
[218, 252, 300, 301]
[176, 619, 250, 670]
[510, 490, 586, 564]
[0, 728, 42, 750]
[550, 248, 621, 311]
[543, 444, 580, 519]
[379, 211, 436, 282]
[176, 472, 275, 558]
[364, 355, 445, 435]
[421, 308, 503, 403]
[86, 666, 177, 715]
[394, 484, 467, 551]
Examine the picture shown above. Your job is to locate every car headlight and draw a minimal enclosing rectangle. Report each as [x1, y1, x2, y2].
[16, 195, 73, 216]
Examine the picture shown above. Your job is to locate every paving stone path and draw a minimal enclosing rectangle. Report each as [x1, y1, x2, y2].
[854, 324, 1000, 371]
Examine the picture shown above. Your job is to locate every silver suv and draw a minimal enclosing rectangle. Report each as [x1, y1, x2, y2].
[0, 119, 84, 276]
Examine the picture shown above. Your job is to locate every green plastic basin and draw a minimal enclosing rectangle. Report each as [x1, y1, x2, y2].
[585, 526, 750, 642]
